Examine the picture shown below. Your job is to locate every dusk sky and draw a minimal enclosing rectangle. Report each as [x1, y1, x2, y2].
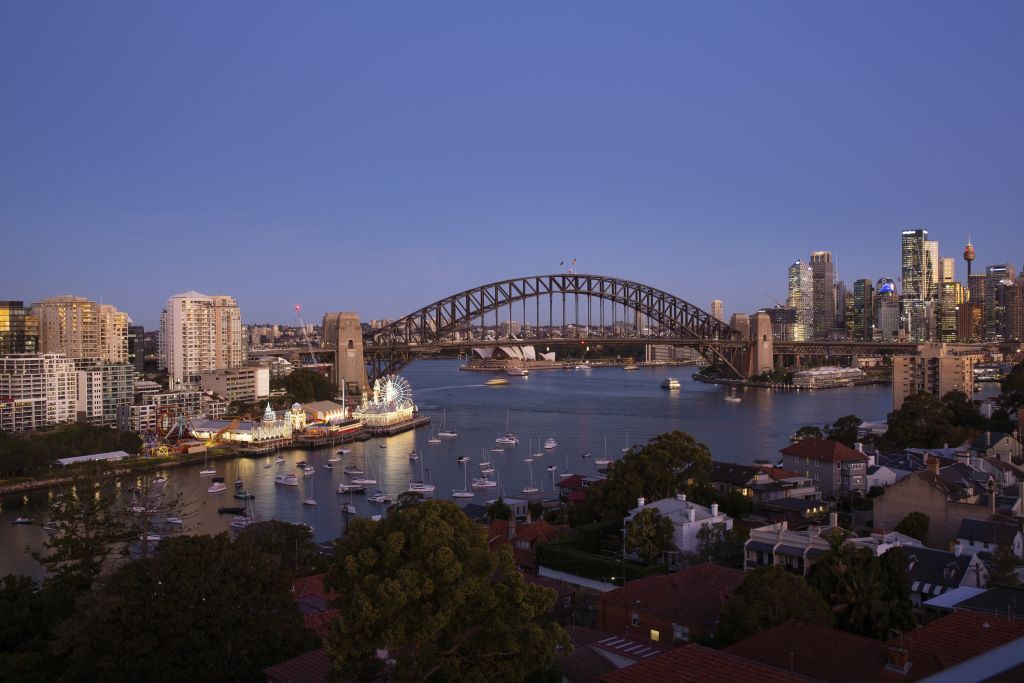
[2, 1, 1021, 329]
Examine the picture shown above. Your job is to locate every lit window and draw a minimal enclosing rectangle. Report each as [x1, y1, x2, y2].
[631, 612, 639, 627]
[650, 629, 660, 642]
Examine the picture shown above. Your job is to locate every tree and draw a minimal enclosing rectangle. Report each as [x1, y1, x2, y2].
[583, 431, 714, 521]
[792, 425, 824, 442]
[1000, 361, 1024, 403]
[826, 415, 863, 448]
[942, 391, 986, 431]
[56, 534, 312, 682]
[0, 575, 66, 683]
[806, 534, 914, 639]
[275, 369, 337, 403]
[487, 497, 512, 521]
[236, 520, 328, 579]
[625, 508, 674, 565]
[894, 512, 929, 545]
[692, 524, 747, 568]
[987, 545, 1021, 587]
[325, 500, 569, 682]
[716, 566, 833, 646]
[884, 392, 955, 449]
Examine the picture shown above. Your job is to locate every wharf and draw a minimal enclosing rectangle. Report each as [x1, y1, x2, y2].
[364, 415, 431, 437]
[298, 428, 371, 448]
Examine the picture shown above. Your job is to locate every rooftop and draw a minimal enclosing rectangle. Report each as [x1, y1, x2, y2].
[956, 519, 1022, 546]
[599, 643, 815, 683]
[599, 564, 745, 630]
[780, 438, 868, 464]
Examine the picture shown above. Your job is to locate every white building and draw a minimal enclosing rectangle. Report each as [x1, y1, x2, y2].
[0, 353, 78, 429]
[74, 358, 136, 428]
[792, 366, 864, 389]
[190, 403, 298, 446]
[625, 494, 733, 560]
[199, 366, 269, 403]
[159, 291, 244, 390]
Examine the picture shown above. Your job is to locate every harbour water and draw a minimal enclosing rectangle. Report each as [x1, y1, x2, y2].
[0, 359, 918, 578]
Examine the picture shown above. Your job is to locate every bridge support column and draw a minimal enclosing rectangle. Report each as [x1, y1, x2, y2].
[322, 312, 369, 395]
[747, 312, 774, 376]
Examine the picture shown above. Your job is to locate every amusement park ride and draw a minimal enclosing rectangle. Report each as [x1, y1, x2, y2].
[144, 408, 238, 457]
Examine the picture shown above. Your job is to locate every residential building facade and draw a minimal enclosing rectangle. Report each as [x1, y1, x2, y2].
[160, 291, 244, 390]
[31, 295, 129, 363]
[892, 343, 975, 410]
[779, 438, 868, 499]
[0, 353, 78, 429]
[0, 301, 39, 354]
[199, 366, 270, 403]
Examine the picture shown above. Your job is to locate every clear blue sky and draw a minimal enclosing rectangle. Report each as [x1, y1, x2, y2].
[1, 1, 1021, 328]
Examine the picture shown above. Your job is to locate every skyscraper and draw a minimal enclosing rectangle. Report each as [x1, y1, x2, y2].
[938, 281, 965, 342]
[924, 240, 940, 299]
[984, 265, 1017, 341]
[900, 229, 937, 341]
[710, 300, 724, 322]
[834, 280, 847, 331]
[787, 260, 814, 342]
[875, 278, 900, 341]
[127, 325, 145, 374]
[160, 291, 244, 390]
[31, 295, 129, 363]
[810, 251, 834, 339]
[0, 301, 39, 354]
[939, 257, 955, 284]
[852, 279, 874, 341]
[901, 229, 928, 302]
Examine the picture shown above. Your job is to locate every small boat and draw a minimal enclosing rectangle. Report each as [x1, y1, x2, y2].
[234, 478, 244, 489]
[581, 452, 591, 458]
[43, 521, 60, 532]
[199, 468, 216, 476]
[489, 447, 504, 453]
[457, 455, 470, 463]
[523, 457, 534, 463]
[378, 444, 387, 449]
[323, 463, 334, 470]
[328, 456, 341, 463]
[275, 473, 299, 486]
[275, 455, 285, 463]
[229, 516, 254, 529]
[337, 483, 366, 494]
[661, 377, 681, 390]
[623, 363, 639, 370]
[438, 410, 458, 438]
[507, 366, 529, 377]
[208, 481, 227, 493]
[544, 438, 557, 450]
[496, 433, 518, 445]
[453, 467, 474, 498]
[546, 465, 557, 472]
[350, 476, 377, 485]
[165, 516, 183, 525]
[428, 434, 442, 444]
[407, 481, 436, 495]
[471, 477, 497, 489]
[296, 461, 307, 468]
[263, 463, 272, 468]
[152, 476, 167, 486]
[217, 506, 246, 515]
[408, 451, 420, 461]
[343, 465, 364, 475]
[12, 516, 32, 525]
[302, 497, 318, 506]
[337, 448, 351, 455]
[724, 395, 743, 403]
[368, 491, 392, 504]
[302, 466, 315, 476]
[138, 533, 161, 542]
[485, 378, 509, 386]
[480, 466, 495, 474]
[233, 491, 254, 500]
[341, 503, 357, 515]
[522, 460, 539, 494]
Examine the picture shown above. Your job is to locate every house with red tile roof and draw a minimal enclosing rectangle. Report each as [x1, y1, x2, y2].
[780, 438, 869, 499]
[487, 517, 570, 573]
[263, 647, 332, 683]
[292, 574, 340, 638]
[597, 643, 815, 683]
[556, 473, 606, 503]
[596, 563, 745, 646]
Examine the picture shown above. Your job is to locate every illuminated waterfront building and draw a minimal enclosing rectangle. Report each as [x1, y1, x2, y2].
[159, 292, 245, 390]
[786, 260, 814, 341]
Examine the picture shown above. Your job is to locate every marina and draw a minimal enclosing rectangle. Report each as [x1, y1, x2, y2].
[0, 359, 936, 578]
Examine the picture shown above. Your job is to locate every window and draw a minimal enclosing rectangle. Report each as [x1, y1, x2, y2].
[631, 612, 639, 627]
[563, 596, 571, 609]
[673, 624, 689, 642]
[650, 629, 660, 642]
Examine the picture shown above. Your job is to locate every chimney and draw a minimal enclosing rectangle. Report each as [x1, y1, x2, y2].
[676, 492, 686, 501]
[954, 543, 962, 557]
[854, 442, 864, 453]
[688, 508, 696, 523]
[930, 457, 940, 475]
[988, 478, 997, 517]
[885, 646, 911, 675]
[637, 497, 645, 510]
[711, 503, 719, 517]
[986, 431, 992, 447]
[829, 512, 838, 528]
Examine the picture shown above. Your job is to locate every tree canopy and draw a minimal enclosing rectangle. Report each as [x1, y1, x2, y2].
[894, 512, 929, 545]
[236, 519, 328, 579]
[0, 424, 141, 479]
[57, 533, 312, 682]
[324, 500, 568, 682]
[716, 566, 833, 646]
[884, 392, 957, 449]
[1001, 361, 1024, 403]
[274, 368, 337, 403]
[625, 507, 675, 565]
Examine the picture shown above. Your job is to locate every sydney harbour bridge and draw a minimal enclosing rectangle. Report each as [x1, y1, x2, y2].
[267, 274, 993, 385]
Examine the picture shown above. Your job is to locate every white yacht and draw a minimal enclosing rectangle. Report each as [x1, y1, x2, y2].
[407, 481, 436, 495]
[438, 409, 458, 438]
[275, 473, 299, 486]
[471, 477, 497, 489]
[207, 481, 227, 493]
[661, 377, 681, 390]
[544, 438, 557, 449]
[368, 491, 392, 504]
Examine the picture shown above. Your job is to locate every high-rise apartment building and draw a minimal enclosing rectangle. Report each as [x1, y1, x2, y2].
[984, 265, 1017, 341]
[160, 291, 244, 390]
[787, 260, 814, 341]
[924, 240, 940, 299]
[127, 325, 145, 374]
[74, 358, 136, 428]
[939, 257, 956, 284]
[875, 278, 899, 340]
[810, 252, 834, 339]
[710, 300, 724, 322]
[1003, 277, 1024, 342]
[31, 295, 129, 364]
[892, 344, 974, 410]
[0, 301, 39, 354]
[852, 279, 874, 341]
[0, 353, 78, 429]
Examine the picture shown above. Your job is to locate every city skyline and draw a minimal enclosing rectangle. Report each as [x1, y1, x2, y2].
[2, 3, 1022, 327]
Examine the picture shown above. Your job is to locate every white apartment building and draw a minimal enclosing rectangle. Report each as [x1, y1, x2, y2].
[159, 292, 244, 390]
[625, 494, 733, 563]
[31, 295, 129, 363]
[0, 353, 78, 429]
[199, 366, 269, 403]
[74, 358, 136, 428]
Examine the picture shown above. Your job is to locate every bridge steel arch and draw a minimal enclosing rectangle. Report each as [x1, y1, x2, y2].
[364, 274, 748, 381]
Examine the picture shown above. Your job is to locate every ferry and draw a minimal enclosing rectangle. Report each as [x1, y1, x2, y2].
[507, 367, 529, 377]
[485, 378, 509, 386]
[661, 378, 681, 390]
[623, 363, 639, 371]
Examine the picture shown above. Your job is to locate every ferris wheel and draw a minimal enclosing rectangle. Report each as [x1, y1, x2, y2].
[375, 375, 413, 409]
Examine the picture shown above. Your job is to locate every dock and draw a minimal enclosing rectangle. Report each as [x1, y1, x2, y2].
[364, 415, 431, 437]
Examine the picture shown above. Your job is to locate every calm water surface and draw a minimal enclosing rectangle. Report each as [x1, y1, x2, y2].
[1, 360, 919, 577]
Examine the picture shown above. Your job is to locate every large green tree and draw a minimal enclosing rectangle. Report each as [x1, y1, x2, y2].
[826, 415, 863, 448]
[806, 535, 914, 639]
[582, 431, 714, 521]
[275, 368, 337, 403]
[325, 500, 568, 682]
[0, 575, 67, 683]
[942, 391, 986, 431]
[624, 507, 674, 565]
[56, 534, 311, 682]
[236, 520, 328, 579]
[716, 566, 833, 646]
[1000, 361, 1024, 405]
[884, 392, 955, 449]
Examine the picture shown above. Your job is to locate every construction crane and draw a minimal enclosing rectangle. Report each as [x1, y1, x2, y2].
[294, 304, 319, 366]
